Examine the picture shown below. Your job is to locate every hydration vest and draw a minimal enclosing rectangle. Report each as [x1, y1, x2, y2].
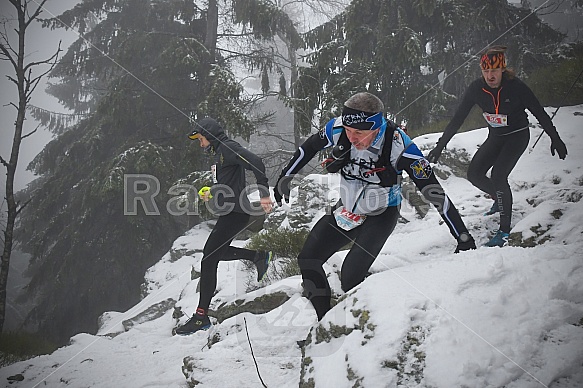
[325, 119, 399, 187]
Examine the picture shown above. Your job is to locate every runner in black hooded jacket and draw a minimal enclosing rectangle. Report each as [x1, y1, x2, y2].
[175, 118, 274, 335]
[428, 46, 568, 247]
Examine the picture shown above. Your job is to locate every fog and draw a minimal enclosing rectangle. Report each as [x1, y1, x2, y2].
[1, 0, 80, 196]
[1, 0, 80, 330]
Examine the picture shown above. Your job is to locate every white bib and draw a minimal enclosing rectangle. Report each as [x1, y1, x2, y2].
[483, 112, 508, 127]
[334, 207, 367, 231]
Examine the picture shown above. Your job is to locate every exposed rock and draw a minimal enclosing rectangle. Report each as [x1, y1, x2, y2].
[122, 298, 176, 332]
[209, 291, 291, 323]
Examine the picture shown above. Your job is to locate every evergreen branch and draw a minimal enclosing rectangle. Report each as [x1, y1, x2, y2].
[536, 0, 566, 16]
[15, 198, 33, 217]
[27, 105, 87, 134]
[238, 90, 279, 106]
[281, 0, 347, 21]
[217, 47, 273, 58]
[24, 0, 50, 29]
[217, 46, 289, 65]
[27, 105, 87, 120]
[218, 32, 257, 38]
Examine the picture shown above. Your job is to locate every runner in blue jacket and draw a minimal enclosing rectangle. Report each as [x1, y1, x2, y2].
[427, 46, 568, 247]
[274, 92, 475, 321]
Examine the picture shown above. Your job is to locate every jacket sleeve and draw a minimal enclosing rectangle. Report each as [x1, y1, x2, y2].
[279, 132, 330, 178]
[397, 147, 470, 241]
[520, 81, 560, 139]
[233, 146, 270, 198]
[439, 81, 479, 146]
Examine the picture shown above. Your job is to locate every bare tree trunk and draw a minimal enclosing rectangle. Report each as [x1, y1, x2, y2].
[0, 0, 60, 333]
[205, 0, 218, 61]
[276, 32, 301, 148]
[288, 42, 301, 149]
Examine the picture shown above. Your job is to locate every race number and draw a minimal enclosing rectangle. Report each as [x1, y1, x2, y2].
[483, 113, 508, 127]
[334, 207, 367, 231]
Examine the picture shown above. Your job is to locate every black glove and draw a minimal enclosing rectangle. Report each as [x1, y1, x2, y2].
[454, 232, 476, 253]
[426, 141, 446, 164]
[273, 175, 293, 206]
[550, 135, 567, 160]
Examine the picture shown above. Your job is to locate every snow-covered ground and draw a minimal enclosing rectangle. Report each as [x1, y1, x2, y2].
[2, 106, 582, 388]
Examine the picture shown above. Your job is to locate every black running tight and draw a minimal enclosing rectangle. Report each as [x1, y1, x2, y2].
[198, 211, 258, 311]
[467, 129, 530, 233]
[298, 206, 399, 320]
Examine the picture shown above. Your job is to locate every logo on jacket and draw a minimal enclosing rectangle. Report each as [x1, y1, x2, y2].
[410, 158, 432, 179]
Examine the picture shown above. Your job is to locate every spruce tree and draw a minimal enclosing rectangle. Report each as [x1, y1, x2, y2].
[299, 0, 564, 133]
[16, 0, 258, 343]
[16, 0, 332, 345]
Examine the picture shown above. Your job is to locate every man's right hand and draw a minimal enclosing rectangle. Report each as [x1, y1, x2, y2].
[273, 175, 293, 206]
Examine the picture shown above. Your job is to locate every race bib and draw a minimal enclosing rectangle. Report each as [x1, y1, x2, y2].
[211, 164, 217, 183]
[334, 207, 366, 231]
[483, 113, 508, 127]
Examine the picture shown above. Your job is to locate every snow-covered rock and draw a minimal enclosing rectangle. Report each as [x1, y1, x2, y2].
[1, 106, 582, 388]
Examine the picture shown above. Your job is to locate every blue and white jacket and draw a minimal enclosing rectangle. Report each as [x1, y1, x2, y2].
[279, 117, 430, 215]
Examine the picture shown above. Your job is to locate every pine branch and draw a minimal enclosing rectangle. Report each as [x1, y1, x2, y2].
[15, 198, 32, 217]
[218, 32, 257, 38]
[536, 0, 566, 16]
[27, 105, 87, 133]
[24, 0, 50, 29]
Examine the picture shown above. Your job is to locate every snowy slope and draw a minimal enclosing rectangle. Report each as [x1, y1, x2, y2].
[1, 106, 582, 388]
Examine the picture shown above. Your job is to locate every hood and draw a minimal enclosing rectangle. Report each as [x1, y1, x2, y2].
[196, 117, 229, 148]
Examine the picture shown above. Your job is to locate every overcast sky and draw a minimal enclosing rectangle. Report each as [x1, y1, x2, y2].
[1, 0, 80, 196]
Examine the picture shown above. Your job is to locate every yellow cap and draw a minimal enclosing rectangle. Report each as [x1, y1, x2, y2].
[188, 130, 203, 140]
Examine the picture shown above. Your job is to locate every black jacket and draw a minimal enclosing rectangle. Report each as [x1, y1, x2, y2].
[197, 118, 269, 215]
[439, 75, 560, 146]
